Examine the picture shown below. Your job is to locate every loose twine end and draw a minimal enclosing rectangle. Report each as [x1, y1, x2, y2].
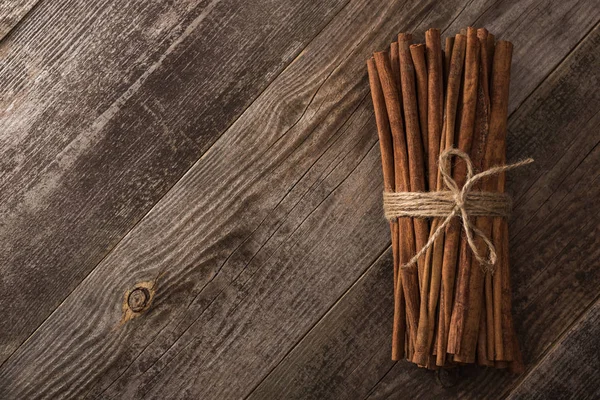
[383, 148, 533, 273]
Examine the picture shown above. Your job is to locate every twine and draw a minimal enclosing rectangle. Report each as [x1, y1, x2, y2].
[383, 148, 533, 273]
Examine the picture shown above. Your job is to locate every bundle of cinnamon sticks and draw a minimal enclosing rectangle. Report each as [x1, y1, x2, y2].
[367, 27, 524, 372]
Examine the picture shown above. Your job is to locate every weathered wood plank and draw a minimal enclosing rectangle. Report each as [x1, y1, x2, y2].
[0, 0, 447, 396]
[250, 21, 600, 399]
[250, 247, 398, 400]
[507, 299, 600, 400]
[0, 1, 598, 400]
[0, 0, 348, 363]
[0, 0, 39, 41]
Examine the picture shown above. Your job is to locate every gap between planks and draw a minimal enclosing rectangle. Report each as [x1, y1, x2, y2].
[505, 287, 600, 398]
[0, 0, 41, 42]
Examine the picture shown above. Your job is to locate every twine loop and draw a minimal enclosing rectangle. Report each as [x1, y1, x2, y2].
[383, 148, 533, 273]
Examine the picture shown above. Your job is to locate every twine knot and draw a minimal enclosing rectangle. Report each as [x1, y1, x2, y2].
[383, 148, 533, 273]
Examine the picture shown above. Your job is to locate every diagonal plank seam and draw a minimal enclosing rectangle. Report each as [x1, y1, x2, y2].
[444, 0, 478, 32]
[0, 0, 42, 43]
[362, 360, 397, 400]
[507, 18, 600, 166]
[515, 157, 599, 301]
[505, 289, 600, 398]
[229, 98, 372, 291]
[510, 117, 600, 240]
[243, 244, 395, 400]
[137, 120, 379, 397]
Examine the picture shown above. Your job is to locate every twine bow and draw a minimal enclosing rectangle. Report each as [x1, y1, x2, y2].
[383, 148, 533, 273]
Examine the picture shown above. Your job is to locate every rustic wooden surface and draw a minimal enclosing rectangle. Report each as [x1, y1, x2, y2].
[0, 0, 598, 398]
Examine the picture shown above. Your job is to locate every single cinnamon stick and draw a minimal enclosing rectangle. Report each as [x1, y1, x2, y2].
[492, 83, 515, 362]
[470, 28, 496, 362]
[498, 219, 515, 360]
[453, 39, 512, 363]
[424, 128, 449, 366]
[438, 33, 469, 358]
[398, 33, 428, 289]
[390, 42, 402, 98]
[410, 43, 429, 174]
[492, 40, 515, 363]
[486, 33, 495, 86]
[444, 36, 454, 92]
[426, 28, 444, 192]
[433, 34, 455, 366]
[455, 27, 494, 363]
[399, 34, 429, 361]
[446, 27, 481, 358]
[373, 51, 420, 353]
[367, 58, 405, 360]
[477, 304, 493, 366]
[493, 220, 504, 360]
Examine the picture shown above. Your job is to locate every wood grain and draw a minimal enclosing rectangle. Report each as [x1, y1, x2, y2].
[250, 249, 397, 400]
[0, 0, 39, 41]
[507, 299, 600, 400]
[251, 20, 600, 400]
[0, 0, 418, 396]
[0, 0, 348, 364]
[0, 0, 597, 398]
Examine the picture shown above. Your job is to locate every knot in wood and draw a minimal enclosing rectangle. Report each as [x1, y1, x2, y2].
[127, 287, 150, 312]
[436, 367, 461, 388]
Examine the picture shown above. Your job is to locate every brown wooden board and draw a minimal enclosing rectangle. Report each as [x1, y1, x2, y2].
[0, 0, 348, 364]
[0, 0, 598, 398]
[507, 299, 600, 400]
[0, 0, 39, 41]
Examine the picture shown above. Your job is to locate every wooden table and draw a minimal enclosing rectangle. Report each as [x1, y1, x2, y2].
[1, 0, 598, 398]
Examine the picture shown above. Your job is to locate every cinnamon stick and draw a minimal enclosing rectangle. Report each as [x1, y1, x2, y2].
[491, 40, 515, 363]
[422, 28, 446, 366]
[410, 43, 429, 174]
[479, 29, 496, 362]
[398, 33, 428, 289]
[390, 42, 402, 98]
[493, 221, 504, 360]
[486, 33, 495, 85]
[367, 58, 405, 360]
[434, 34, 457, 366]
[444, 36, 455, 93]
[426, 28, 444, 193]
[453, 39, 512, 364]
[477, 304, 493, 366]
[446, 27, 481, 359]
[497, 219, 515, 360]
[373, 51, 420, 353]
[438, 33, 467, 359]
